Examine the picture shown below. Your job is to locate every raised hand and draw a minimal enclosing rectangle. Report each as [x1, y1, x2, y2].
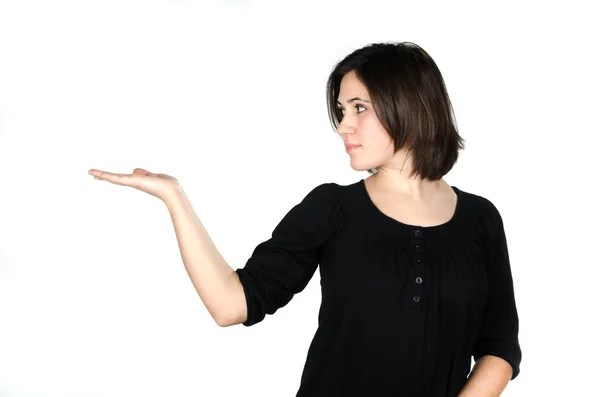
[88, 167, 183, 202]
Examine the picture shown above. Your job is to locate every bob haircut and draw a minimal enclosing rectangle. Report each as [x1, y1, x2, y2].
[326, 41, 465, 181]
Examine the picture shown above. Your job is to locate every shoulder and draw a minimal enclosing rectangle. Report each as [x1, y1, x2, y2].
[291, 180, 362, 224]
[272, 182, 349, 236]
[304, 181, 342, 198]
[285, 182, 345, 217]
[457, 187, 503, 218]
[300, 180, 358, 205]
[457, 187, 506, 237]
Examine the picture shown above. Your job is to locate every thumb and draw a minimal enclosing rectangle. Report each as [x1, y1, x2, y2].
[133, 168, 152, 175]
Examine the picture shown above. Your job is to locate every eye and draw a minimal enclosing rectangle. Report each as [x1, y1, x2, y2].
[337, 104, 367, 115]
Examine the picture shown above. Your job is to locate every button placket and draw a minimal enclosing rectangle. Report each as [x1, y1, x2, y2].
[409, 227, 425, 306]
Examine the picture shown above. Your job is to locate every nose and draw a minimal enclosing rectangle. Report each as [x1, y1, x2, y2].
[336, 120, 356, 138]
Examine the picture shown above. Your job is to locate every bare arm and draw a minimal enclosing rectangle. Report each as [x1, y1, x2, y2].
[457, 355, 513, 397]
[164, 189, 246, 327]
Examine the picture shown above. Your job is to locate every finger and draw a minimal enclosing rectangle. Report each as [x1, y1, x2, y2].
[94, 170, 134, 186]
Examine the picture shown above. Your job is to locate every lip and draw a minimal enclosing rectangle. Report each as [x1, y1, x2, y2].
[345, 144, 361, 153]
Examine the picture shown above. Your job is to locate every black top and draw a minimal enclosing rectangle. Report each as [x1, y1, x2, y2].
[235, 179, 522, 397]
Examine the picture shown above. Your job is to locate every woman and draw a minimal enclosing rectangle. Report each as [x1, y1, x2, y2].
[89, 41, 522, 397]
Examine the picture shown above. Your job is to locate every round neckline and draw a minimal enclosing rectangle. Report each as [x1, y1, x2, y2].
[358, 178, 462, 230]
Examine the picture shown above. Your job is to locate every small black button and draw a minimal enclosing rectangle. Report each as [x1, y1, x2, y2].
[413, 296, 421, 303]
[414, 229, 422, 237]
[416, 277, 423, 284]
[416, 259, 423, 265]
[415, 244, 422, 251]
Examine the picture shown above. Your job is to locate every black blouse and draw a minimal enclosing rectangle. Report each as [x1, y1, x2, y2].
[235, 179, 522, 397]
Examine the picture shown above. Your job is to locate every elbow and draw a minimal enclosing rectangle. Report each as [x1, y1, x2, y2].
[206, 305, 236, 327]
[214, 311, 234, 327]
[214, 271, 249, 327]
[215, 316, 233, 327]
[214, 308, 246, 328]
[215, 313, 242, 328]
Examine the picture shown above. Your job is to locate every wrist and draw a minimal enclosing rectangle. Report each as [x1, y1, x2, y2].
[163, 185, 188, 210]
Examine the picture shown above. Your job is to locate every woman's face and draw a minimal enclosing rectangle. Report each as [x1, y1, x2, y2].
[336, 71, 395, 172]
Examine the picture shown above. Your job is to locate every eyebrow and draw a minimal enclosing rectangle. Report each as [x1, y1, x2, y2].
[336, 97, 371, 105]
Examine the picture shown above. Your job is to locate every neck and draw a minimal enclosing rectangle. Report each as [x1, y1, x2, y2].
[370, 168, 447, 203]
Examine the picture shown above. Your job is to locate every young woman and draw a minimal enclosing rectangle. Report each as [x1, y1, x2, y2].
[89, 41, 522, 397]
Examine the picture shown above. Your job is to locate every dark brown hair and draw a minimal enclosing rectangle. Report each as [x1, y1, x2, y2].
[326, 41, 466, 180]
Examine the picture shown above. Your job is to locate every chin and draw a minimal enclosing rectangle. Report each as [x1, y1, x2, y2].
[349, 161, 377, 172]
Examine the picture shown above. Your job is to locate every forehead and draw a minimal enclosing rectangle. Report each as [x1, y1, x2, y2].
[338, 71, 368, 98]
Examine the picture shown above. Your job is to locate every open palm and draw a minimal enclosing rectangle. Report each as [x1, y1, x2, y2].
[88, 168, 182, 202]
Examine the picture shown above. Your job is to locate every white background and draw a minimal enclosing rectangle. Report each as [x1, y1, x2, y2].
[0, 0, 598, 396]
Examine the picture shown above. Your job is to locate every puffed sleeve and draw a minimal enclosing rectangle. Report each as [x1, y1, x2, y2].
[235, 183, 345, 327]
[473, 199, 522, 380]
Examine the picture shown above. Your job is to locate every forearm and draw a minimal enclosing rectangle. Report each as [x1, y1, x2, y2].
[457, 355, 513, 397]
[164, 189, 246, 326]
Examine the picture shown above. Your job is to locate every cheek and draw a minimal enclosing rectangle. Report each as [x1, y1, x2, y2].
[358, 115, 387, 148]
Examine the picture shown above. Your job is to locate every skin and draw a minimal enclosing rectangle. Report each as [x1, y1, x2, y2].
[337, 70, 514, 395]
[87, 168, 243, 326]
[336, 70, 458, 227]
[88, 70, 513, 395]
